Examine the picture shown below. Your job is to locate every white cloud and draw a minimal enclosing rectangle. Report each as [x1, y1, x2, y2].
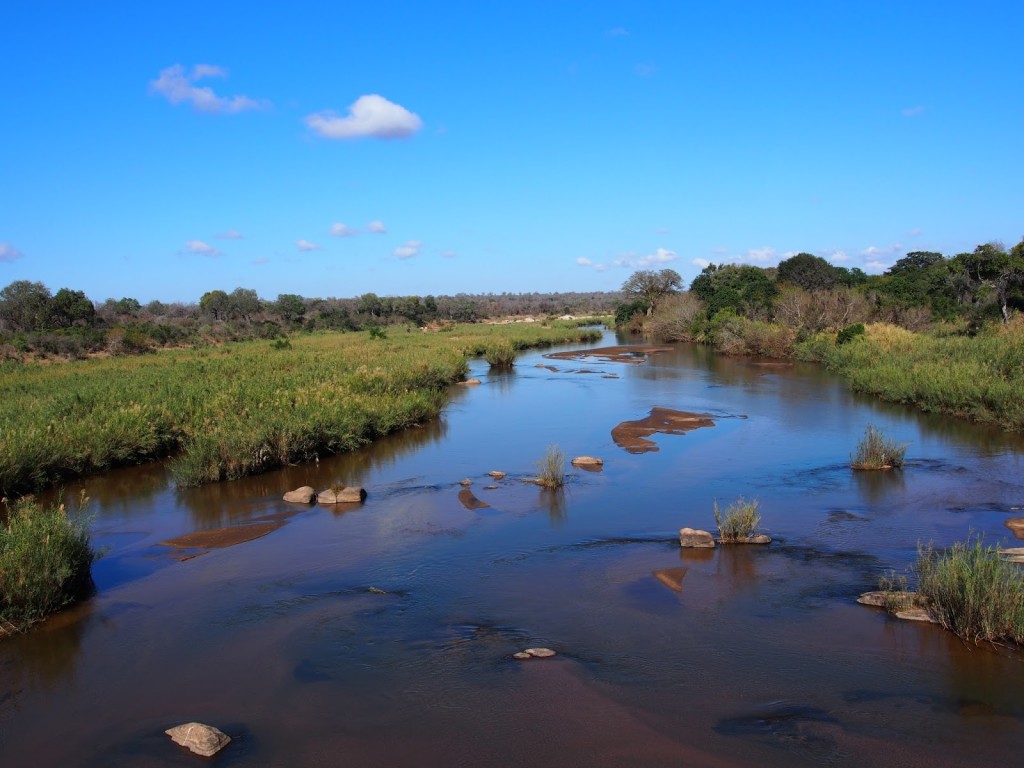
[150, 64, 268, 114]
[692, 258, 711, 269]
[902, 105, 925, 117]
[295, 239, 320, 252]
[184, 239, 221, 257]
[710, 246, 729, 255]
[576, 257, 593, 266]
[611, 248, 680, 269]
[217, 230, 244, 239]
[909, 227, 923, 237]
[305, 94, 422, 140]
[865, 260, 889, 273]
[367, 220, 387, 234]
[744, 247, 776, 263]
[823, 249, 848, 262]
[330, 223, 357, 237]
[394, 240, 422, 260]
[0, 242, 24, 262]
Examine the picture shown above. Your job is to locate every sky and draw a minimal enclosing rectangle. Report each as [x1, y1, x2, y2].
[1, 1, 1022, 303]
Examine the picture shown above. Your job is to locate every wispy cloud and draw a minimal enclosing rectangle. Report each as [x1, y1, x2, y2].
[710, 246, 729, 255]
[330, 223, 358, 237]
[583, 247, 680, 272]
[367, 220, 387, 234]
[253, 257, 270, 265]
[217, 230, 244, 239]
[184, 240, 221, 257]
[692, 257, 711, 269]
[744, 247, 776, 263]
[394, 240, 422, 260]
[822, 248, 848, 262]
[295, 239, 320, 252]
[901, 105, 926, 118]
[150, 65, 268, 114]
[908, 227, 923, 237]
[440, 250, 457, 259]
[0, 242, 24, 262]
[305, 94, 422, 140]
[575, 256, 607, 272]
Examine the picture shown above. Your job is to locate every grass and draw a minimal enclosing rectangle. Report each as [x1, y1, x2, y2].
[713, 497, 761, 541]
[880, 537, 1024, 645]
[534, 444, 566, 489]
[850, 424, 908, 470]
[1, 494, 96, 631]
[0, 324, 602, 494]
[484, 341, 517, 367]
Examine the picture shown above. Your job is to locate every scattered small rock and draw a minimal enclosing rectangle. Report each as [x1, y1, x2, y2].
[717, 534, 772, 545]
[571, 456, 604, 471]
[283, 486, 316, 504]
[165, 722, 231, 757]
[457, 378, 482, 387]
[679, 527, 715, 548]
[318, 487, 367, 504]
[459, 478, 472, 486]
[514, 647, 556, 660]
[488, 470, 507, 479]
[484, 485, 498, 490]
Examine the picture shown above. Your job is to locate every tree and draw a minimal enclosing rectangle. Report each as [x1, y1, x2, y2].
[199, 290, 230, 321]
[776, 253, 838, 291]
[275, 293, 306, 324]
[0, 280, 52, 331]
[50, 288, 96, 328]
[228, 288, 261, 323]
[951, 241, 1024, 323]
[621, 269, 683, 316]
[690, 264, 777, 319]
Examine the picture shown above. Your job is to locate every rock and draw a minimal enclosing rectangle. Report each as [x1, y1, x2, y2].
[488, 470, 507, 479]
[283, 486, 316, 504]
[571, 456, 603, 467]
[1001, 547, 1024, 563]
[457, 378, 482, 387]
[895, 608, 938, 623]
[1005, 517, 1024, 539]
[678, 528, 715, 548]
[165, 722, 231, 757]
[484, 485, 498, 490]
[718, 534, 772, 545]
[514, 647, 556, 659]
[856, 591, 889, 607]
[318, 486, 366, 504]
[459, 478, 472, 486]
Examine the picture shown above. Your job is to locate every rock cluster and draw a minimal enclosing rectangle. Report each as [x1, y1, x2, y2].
[317, 487, 367, 504]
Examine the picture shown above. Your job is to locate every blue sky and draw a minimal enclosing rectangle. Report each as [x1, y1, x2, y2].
[1, 1, 1021, 303]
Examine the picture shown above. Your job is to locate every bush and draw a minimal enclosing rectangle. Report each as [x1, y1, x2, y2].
[484, 341, 517, 368]
[535, 445, 565, 489]
[836, 323, 865, 345]
[851, 424, 907, 470]
[714, 497, 761, 541]
[914, 537, 1024, 644]
[1, 495, 96, 631]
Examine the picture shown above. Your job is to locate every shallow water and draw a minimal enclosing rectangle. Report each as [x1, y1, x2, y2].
[3, 331, 1024, 766]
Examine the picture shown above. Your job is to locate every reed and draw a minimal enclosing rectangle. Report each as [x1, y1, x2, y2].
[534, 444, 566, 489]
[714, 497, 761, 541]
[850, 425, 908, 470]
[1, 495, 96, 629]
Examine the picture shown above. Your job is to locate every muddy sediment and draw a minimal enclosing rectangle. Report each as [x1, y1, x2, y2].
[545, 345, 673, 365]
[612, 407, 715, 454]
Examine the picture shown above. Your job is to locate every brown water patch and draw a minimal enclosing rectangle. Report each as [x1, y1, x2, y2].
[535, 364, 559, 372]
[458, 489, 490, 510]
[612, 407, 715, 454]
[545, 345, 672, 365]
[1005, 517, 1024, 539]
[160, 520, 285, 550]
[653, 567, 687, 593]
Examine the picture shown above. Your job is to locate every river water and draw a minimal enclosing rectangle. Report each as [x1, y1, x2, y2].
[3, 331, 1024, 766]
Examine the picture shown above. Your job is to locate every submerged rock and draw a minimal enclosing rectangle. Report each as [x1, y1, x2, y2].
[514, 647, 557, 660]
[679, 528, 715, 548]
[653, 567, 687, 593]
[457, 378, 482, 387]
[488, 470, 507, 479]
[459, 478, 472, 486]
[1005, 517, 1024, 539]
[318, 487, 367, 504]
[283, 486, 316, 504]
[718, 534, 772, 545]
[165, 722, 231, 757]
[571, 456, 604, 468]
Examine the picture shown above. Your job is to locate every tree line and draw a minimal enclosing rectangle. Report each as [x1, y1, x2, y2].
[0, 283, 620, 361]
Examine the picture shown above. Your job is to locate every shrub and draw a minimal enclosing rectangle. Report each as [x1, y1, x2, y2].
[836, 323, 865, 345]
[484, 341, 516, 368]
[714, 497, 761, 541]
[851, 424, 908, 470]
[535, 445, 565, 489]
[914, 537, 1024, 644]
[1, 495, 96, 631]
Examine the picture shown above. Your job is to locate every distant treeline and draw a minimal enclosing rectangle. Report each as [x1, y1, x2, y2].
[0, 284, 620, 360]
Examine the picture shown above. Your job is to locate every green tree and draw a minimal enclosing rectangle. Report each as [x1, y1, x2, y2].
[199, 290, 230, 321]
[0, 280, 52, 331]
[621, 269, 683, 316]
[275, 293, 306, 324]
[228, 288, 261, 323]
[951, 241, 1024, 323]
[690, 264, 777, 319]
[776, 253, 838, 291]
[50, 288, 96, 328]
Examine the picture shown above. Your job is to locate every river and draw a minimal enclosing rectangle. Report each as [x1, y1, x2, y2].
[3, 330, 1024, 766]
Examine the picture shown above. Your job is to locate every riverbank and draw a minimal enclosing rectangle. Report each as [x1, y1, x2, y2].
[0, 323, 602, 496]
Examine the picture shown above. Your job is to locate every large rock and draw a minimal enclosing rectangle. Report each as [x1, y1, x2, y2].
[1005, 517, 1024, 539]
[318, 486, 367, 504]
[165, 722, 231, 757]
[571, 456, 604, 467]
[679, 527, 715, 548]
[283, 486, 316, 504]
[718, 534, 772, 545]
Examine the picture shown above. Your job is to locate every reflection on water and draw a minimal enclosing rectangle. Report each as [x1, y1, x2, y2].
[4, 330, 1024, 767]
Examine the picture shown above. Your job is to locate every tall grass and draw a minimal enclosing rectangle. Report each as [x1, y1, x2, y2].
[1, 495, 96, 630]
[0, 325, 602, 493]
[714, 497, 761, 541]
[535, 445, 566, 489]
[914, 538, 1024, 645]
[850, 425, 908, 470]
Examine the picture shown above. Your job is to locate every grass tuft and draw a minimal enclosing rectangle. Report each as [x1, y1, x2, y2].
[1, 494, 97, 631]
[484, 341, 517, 368]
[535, 445, 566, 489]
[713, 497, 761, 541]
[851, 424, 907, 470]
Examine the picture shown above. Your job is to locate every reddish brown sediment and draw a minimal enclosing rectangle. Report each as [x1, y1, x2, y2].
[612, 407, 715, 454]
[545, 345, 673, 365]
[653, 567, 687, 593]
[160, 520, 285, 550]
[458, 489, 490, 510]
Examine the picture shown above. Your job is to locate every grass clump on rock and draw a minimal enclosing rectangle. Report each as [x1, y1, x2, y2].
[714, 497, 761, 541]
[535, 444, 566, 489]
[851, 424, 907, 470]
[1, 495, 96, 632]
[914, 538, 1024, 645]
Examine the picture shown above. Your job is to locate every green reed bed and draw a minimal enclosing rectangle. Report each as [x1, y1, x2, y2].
[1, 495, 96, 631]
[0, 325, 602, 494]
[803, 322, 1024, 430]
